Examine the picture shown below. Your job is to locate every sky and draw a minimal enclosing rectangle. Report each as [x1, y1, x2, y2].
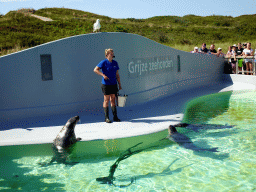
[0, 0, 256, 19]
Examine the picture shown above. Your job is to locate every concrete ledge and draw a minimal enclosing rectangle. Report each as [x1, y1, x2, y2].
[2, 75, 255, 147]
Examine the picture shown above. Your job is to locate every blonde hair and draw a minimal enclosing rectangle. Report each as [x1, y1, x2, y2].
[105, 48, 113, 57]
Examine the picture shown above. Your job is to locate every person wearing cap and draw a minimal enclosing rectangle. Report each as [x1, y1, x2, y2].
[217, 48, 224, 57]
[209, 44, 217, 55]
[94, 48, 122, 123]
[236, 43, 244, 74]
[199, 43, 209, 53]
[191, 47, 199, 53]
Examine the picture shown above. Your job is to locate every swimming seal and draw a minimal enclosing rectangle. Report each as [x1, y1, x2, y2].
[167, 125, 218, 152]
[174, 123, 233, 132]
[40, 116, 81, 166]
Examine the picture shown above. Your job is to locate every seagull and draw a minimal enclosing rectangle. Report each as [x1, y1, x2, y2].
[93, 19, 101, 33]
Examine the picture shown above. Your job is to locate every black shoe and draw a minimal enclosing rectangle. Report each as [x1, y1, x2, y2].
[111, 106, 121, 122]
[113, 117, 121, 122]
[104, 107, 112, 123]
[105, 118, 112, 123]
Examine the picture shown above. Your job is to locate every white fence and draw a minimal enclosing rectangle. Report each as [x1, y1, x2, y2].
[224, 56, 255, 75]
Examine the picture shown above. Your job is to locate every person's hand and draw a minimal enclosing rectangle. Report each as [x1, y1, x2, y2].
[103, 75, 109, 80]
[119, 85, 122, 90]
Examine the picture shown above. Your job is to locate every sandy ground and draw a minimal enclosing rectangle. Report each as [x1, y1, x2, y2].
[30, 14, 53, 21]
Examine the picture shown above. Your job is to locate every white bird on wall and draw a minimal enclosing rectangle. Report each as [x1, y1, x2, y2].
[93, 19, 101, 33]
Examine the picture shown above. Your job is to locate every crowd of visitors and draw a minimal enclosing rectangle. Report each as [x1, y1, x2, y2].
[191, 42, 255, 75]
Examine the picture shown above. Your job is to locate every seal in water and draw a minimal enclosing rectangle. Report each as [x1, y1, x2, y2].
[167, 125, 218, 152]
[174, 123, 234, 132]
[40, 116, 81, 166]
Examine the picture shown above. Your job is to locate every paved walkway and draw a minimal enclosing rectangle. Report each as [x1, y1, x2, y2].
[0, 82, 255, 146]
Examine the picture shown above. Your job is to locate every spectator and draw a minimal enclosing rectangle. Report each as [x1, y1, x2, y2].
[243, 43, 247, 49]
[209, 44, 217, 55]
[226, 46, 236, 74]
[232, 45, 237, 74]
[199, 43, 209, 53]
[226, 45, 232, 55]
[217, 47, 224, 57]
[191, 47, 199, 53]
[236, 43, 244, 74]
[242, 42, 254, 75]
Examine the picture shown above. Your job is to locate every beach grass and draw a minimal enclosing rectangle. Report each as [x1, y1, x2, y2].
[1, 8, 256, 57]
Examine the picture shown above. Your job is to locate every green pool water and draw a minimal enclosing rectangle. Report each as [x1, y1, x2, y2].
[0, 90, 256, 191]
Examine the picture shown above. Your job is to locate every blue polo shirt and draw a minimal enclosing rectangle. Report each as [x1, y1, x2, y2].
[97, 59, 119, 85]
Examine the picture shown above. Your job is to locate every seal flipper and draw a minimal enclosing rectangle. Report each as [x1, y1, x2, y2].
[206, 147, 218, 152]
[96, 176, 114, 184]
[38, 156, 56, 167]
[39, 145, 78, 166]
[39, 157, 79, 167]
[113, 176, 135, 188]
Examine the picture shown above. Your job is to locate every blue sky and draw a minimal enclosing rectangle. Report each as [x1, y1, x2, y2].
[0, 0, 255, 18]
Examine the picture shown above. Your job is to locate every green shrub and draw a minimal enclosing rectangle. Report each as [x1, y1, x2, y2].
[115, 25, 128, 33]
[127, 18, 144, 22]
[1, 7, 256, 57]
[158, 32, 169, 43]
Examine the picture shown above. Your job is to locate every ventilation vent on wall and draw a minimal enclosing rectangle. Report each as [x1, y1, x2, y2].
[177, 55, 181, 72]
[40, 54, 53, 81]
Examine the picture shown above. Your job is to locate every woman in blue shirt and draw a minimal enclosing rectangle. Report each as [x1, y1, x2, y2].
[94, 49, 122, 123]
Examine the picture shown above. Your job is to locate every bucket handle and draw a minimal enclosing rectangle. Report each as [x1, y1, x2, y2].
[117, 89, 127, 97]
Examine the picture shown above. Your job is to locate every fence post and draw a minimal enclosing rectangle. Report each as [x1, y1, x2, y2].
[236, 59, 238, 74]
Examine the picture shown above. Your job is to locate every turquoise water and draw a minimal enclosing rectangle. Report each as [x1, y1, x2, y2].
[0, 90, 256, 191]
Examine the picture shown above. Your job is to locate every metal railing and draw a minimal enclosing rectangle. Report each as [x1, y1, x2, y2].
[224, 56, 255, 75]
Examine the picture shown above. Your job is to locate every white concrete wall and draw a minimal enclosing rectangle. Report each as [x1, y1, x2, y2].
[0, 32, 227, 120]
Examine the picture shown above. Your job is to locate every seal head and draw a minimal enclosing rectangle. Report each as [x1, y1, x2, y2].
[168, 125, 177, 135]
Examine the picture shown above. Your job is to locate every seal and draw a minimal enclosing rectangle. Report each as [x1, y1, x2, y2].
[40, 116, 81, 166]
[167, 125, 218, 152]
[173, 122, 233, 132]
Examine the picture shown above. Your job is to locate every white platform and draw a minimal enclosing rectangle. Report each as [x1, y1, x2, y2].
[0, 79, 255, 147]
